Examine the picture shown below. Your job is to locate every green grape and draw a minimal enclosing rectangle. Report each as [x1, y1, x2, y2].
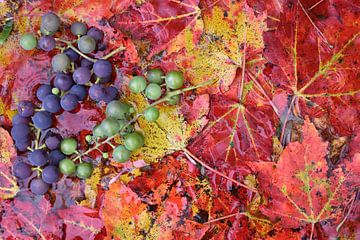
[144, 107, 159, 122]
[52, 53, 70, 72]
[145, 83, 162, 100]
[129, 76, 147, 93]
[76, 162, 93, 179]
[102, 152, 109, 159]
[59, 158, 76, 175]
[78, 35, 96, 54]
[93, 124, 106, 138]
[118, 119, 134, 136]
[52, 87, 60, 95]
[106, 101, 131, 119]
[101, 117, 120, 137]
[113, 145, 131, 163]
[167, 95, 180, 105]
[147, 69, 164, 84]
[85, 135, 92, 142]
[165, 71, 184, 89]
[60, 138, 77, 155]
[20, 34, 37, 50]
[71, 22, 87, 36]
[124, 132, 144, 151]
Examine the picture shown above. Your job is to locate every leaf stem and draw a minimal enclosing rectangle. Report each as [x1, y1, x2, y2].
[204, 212, 245, 224]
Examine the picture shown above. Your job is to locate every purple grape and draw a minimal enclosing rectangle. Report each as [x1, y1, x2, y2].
[29, 149, 48, 166]
[43, 95, 61, 113]
[87, 27, 104, 42]
[81, 58, 93, 68]
[30, 178, 50, 195]
[73, 67, 91, 85]
[11, 124, 31, 142]
[38, 36, 56, 51]
[71, 22, 87, 36]
[103, 86, 118, 103]
[54, 73, 74, 91]
[49, 150, 65, 166]
[36, 84, 52, 101]
[93, 60, 112, 78]
[69, 85, 87, 101]
[15, 140, 31, 152]
[12, 114, 30, 125]
[64, 48, 80, 62]
[60, 94, 79, 111]
[18, 101, 35, 117]
[45, 134, 61, 150]
[41, 12, 60, 32]
[32, 111, 52, 129]
[41, 165, 60, 184]
[13, 162, 32, 179]
[97, 42, 106, 51]
[89, 84, 106, 101]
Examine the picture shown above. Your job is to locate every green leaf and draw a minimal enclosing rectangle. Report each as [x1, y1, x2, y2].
[0, 20, 13, 45]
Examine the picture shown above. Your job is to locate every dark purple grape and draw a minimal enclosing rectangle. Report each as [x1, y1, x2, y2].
[30, 178, 50, 195]
[93, 60, 112, 78]
[41, 165, 60, 184]
[36, 84, 52, 101]
[28, 149, 48, 166]
[87, 27, 104, 42]
[13, 162, 32, 179]
[15, 140, 31, 151]
[12, 114, 30, 125]
[103, 86, 118, 103]
[64, 48, 80, 62]
[80, 58, 93, 68]
[60, 94, 79, 111]
[49, 149, 65, 166]
[89, 84, 106, 101]
[18, 101, 35, 117]
[97, 42, 106, 51]
[71, 22, 87, 36]
[41, 12, 60, 32]
[11, 124, 31, 141]
[54, 73, 74, 91]
[72, 67, 91, 85]
[43, 95, 61, 113]
[32, 111, 52, 129]
[45, 134, 61, 150]
[69, 85, 87, 101]
[38, 36, 56, 51]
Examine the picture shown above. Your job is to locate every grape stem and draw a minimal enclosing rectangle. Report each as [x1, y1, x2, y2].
[71, 78, 217, 161]
[102, 46, 125, 60]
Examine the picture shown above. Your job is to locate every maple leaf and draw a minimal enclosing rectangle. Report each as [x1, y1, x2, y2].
[263, 0, 360, 137]
[0, 193, 63, 239]
[0, 127, 18, 199]
[57, 205, 104, 240]
[253, 119, 360, 238]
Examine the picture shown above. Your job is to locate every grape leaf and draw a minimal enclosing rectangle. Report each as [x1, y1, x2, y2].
[0, 127, 18, 199]
[253, 119, 360, 237]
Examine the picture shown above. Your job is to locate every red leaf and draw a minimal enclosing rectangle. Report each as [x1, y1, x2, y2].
[253, 119, 360, 236]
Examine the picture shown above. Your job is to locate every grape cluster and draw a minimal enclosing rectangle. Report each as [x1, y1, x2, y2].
[13, 11, 189, 196]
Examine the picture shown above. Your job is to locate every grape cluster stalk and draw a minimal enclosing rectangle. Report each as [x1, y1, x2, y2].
[12, 12, 215, 195]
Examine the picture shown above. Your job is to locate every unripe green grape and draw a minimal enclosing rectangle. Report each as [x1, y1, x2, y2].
[85, 135, 92, 142]
[78, 35, 96, 54]
[20, 34, 37, 50]
[145, 83, 162, 100]
[118, 119, 134, 136]
[113, 145, 131, 163]
[102, 152, 109, 159]
[106, 101, 131, 119]
[147, 69, 164, 84]
[59, 158, 76, 175]
[124, 132, 144, 151]
[52, 53, 70, 72]
[60, 138, 77, 155]
[129, 76, 147, 93]
[101, 117, 120, 137]
[167, 95, 180, 105]
[52, 87, 60, 95]
[165, 71, 184, 89]
[76, 162, 93, 179]
[93, 124, 106, 138]
[144, 107, 159, 122]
